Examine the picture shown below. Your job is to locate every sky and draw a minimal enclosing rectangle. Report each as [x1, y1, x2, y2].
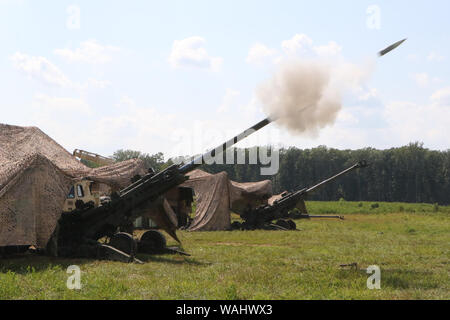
[1, 0, 449, 159]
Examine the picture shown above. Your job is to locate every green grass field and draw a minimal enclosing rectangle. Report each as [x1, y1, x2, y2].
[1, 201, 449, 300]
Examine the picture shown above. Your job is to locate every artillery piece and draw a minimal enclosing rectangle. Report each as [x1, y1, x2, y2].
[50, 118, 274, 262]
[232, 161, 368, 231]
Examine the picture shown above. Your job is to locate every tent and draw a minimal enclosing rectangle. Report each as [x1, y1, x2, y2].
[181, 169, 272, 231]
[0, 124, 148, 249]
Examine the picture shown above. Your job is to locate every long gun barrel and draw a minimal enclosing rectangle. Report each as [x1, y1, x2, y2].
[117, 117, 273, 196]
[305, 160, 367, 193]
[179, 117, 272, 174]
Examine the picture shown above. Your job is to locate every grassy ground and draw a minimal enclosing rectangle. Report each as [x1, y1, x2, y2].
[0, 201, 449, 300]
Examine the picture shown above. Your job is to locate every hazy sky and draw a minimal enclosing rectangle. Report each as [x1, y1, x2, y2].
[1, 0, 449, 159]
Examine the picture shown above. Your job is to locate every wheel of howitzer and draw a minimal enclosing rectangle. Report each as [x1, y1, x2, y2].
[286, 219, 297, 230]
[109, 232, 137, 256]
[138, 230, 167, 252]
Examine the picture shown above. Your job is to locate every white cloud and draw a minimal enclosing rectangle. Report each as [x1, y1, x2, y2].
[357, 87, 378, 101]
[382, 88, 450, 149]
[246, 43, 277, 65]
[217, 89, 240, 113]
[247, 34, 344, 67]
[116, 95, 136, 109]
[168, 36, 223, 72]
[280, 34, 342, 58]
[412, 73, 430, 88]
[24, 95, 180, 156]
[427, 51, 445, 62]
[54, 40, 120, 64]
[336, 109, 359, 125]
[11, 51, 112, 91]
[33, 93, 91, 115]
[11, 52, 72, 87]
[431, 86, 450, 105]
[411, 73, 442, 88]
[89, 96, 182, 155]
[313, 41, 342, 57]
[83, 78, 111, 89]
[281, 34, 313, 55]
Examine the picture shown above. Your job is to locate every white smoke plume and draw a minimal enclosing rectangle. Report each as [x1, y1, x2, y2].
[257, 58, 375, 137]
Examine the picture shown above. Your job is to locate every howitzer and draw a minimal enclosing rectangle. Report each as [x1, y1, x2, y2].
[52, 117, 274, 262]
[234, 161, 368, 231]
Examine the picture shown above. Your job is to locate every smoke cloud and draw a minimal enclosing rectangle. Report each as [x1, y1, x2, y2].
[257, 59, 374, 137]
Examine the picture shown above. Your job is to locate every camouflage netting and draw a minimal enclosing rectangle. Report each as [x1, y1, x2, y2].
[0, 154, 73, 247]
[0, 124, 148, 248]
[181, 169, 272, 231]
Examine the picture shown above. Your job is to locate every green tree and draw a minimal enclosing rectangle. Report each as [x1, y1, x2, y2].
[200, 143, 450, 205]
[112, 149, 166, 172]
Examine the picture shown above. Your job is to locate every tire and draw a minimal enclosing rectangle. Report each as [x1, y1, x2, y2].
[139, 230, 167, 251]
[109, 232, 137, 256]
[275, 219, 291, 230]
[286, 219, 297, 230]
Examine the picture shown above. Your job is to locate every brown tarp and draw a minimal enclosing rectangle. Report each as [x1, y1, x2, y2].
[0, 124, 149, 248]
[181, 169, 272, 231]
[229, 179, 273, 214]
[268, 192, 308, 213]
[131, 197, 180, 242]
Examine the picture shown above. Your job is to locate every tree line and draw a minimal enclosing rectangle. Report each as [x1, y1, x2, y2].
[112, 142, 450, 205]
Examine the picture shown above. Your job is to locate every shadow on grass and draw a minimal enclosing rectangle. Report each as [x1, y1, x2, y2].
[0, 249, 210, 274]
[136, 254, 210, 266]
[0, 254, 95, 274]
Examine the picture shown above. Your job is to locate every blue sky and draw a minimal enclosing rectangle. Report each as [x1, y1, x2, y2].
[1, 0, 449, 158]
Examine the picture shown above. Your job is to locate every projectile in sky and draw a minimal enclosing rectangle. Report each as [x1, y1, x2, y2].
[378, 38, 407, 57]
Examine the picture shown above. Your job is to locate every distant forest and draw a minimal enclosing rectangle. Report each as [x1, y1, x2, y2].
[201, 142, 450, 205]
[112, 142, 450, 205]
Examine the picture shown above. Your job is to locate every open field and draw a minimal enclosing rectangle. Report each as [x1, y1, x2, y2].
[0, 201, 449, 300]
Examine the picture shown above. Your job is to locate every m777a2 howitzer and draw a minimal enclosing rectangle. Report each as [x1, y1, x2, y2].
[232, 161, 368, 231]
[51, 118, 274, 262]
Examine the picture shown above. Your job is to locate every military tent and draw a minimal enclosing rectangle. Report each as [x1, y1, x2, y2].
[0, 124, 148, 249]
[181, 169, 272, 231]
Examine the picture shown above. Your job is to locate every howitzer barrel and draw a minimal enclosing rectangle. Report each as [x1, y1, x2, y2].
[179, 117, 273, 174]
[305, 160, 368, 194]
[121, 117, 274, 195]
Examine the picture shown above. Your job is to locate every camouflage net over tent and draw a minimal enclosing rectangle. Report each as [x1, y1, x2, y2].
[181, 169, 272, 231]
[0, 124, 149, 249]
